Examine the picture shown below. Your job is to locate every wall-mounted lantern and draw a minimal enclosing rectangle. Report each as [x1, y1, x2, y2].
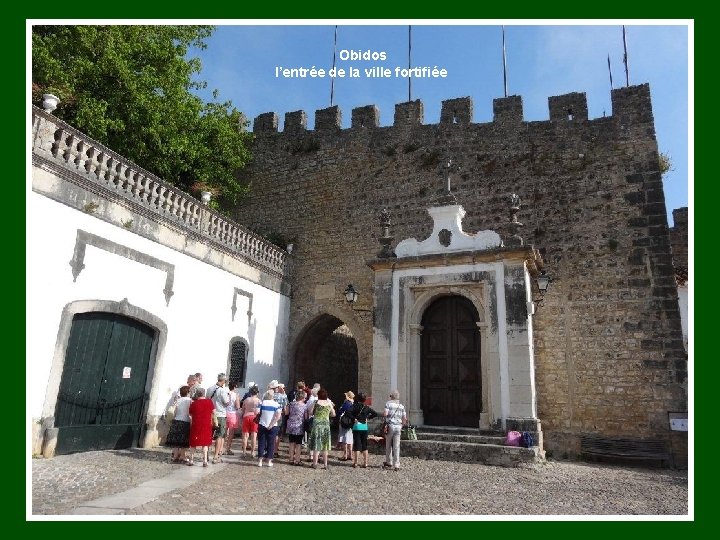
[343, 284, 359, 304]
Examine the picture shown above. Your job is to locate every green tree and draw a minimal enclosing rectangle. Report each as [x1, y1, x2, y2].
[32, 25, 251, 211]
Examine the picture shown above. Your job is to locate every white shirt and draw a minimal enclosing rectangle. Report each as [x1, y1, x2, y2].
[305, 395, 318, 414]
[174, 397, 192, 422]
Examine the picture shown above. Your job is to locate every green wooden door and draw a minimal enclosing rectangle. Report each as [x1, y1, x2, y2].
[55, 312, 155, 454]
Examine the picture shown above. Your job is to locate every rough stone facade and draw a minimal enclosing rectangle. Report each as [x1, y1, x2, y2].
[237, 84, 687, 463]
[670, 207, 688, 282]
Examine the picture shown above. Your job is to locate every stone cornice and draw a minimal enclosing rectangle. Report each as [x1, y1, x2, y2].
[366, 245, 543, 273]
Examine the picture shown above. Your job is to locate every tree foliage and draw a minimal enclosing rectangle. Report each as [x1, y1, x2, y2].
[32, 25, 251, 211]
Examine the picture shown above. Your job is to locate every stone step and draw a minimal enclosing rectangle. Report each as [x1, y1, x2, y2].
[398, 439, 541, 467]
[414, 425, 502, 436]
[415, 432, 507, 445]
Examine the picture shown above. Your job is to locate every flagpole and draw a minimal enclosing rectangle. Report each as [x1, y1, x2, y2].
[330, 25, 338, 107]
[622, 25, 629, 87]
[408, 25, 412, 102]
[607, 54, 613, 90]
[502, 26, 508, 98]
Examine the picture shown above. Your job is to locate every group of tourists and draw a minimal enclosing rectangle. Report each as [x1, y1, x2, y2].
[164, 373, 408, 470]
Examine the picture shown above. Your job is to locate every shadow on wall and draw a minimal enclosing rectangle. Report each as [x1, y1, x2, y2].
[241, 318, 289, 393]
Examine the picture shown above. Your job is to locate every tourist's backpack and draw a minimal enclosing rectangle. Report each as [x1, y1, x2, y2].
[340, 409, 355, 429]
[521, 431, 535, 448]
[505, 430, 522, 446]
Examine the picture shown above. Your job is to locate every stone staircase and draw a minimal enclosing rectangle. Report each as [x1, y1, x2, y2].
[391, 425, 544, 468]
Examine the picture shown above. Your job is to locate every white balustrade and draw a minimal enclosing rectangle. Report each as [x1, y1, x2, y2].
[32, 106, 288, 275]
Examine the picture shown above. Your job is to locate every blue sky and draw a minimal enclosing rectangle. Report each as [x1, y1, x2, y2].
[190, 23, 689, 226]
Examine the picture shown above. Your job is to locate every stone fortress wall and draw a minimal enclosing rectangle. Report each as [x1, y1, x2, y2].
[237, 84, 687, 461]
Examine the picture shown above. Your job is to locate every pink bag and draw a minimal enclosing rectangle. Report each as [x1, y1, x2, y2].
[505, 430, 522, 447]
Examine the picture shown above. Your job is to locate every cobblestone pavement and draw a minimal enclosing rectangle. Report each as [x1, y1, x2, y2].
[32, 442, 689, 516]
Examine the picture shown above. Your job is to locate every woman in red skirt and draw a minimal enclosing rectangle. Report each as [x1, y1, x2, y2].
[188, 387, 214, 466]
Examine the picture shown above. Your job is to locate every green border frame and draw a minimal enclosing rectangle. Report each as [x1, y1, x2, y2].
[17, 3, 698, 531]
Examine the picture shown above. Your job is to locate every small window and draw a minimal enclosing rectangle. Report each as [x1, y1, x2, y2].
[228, 338, 248, 387]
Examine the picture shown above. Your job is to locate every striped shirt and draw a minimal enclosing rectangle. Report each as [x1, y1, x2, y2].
[258, 399, 281, 428]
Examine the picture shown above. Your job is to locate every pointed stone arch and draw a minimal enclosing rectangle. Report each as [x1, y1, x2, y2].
[291, 309, 362, 403]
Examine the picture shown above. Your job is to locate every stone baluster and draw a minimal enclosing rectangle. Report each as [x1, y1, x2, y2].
[94, 152, 108, 184]
[165, 188, 175, 214]
[196, 204, 203, 228]
[156, 185, 167, 211]
[51, 129, 70, 160]
[217, 220, 225, 242]
[176, 195, 186, 220]
[166, 189, 176, 213]
[74, 140, 87, 171]
[165, 189, 175, 215]
[147, 180, 159, 208]
[84, 146, 97, 175]
[125, 168, 137, 196]
[63, 134, 78, 166]
[175, 194, 185, 218]
[188, 201, 198, 226]
[137, 175, 150, 204]
[132, 172, 144, 199]
[176, 198, 187, 223]
[102, 157, 114, 185]
[181, 195, 191, 220]
[168, 190, 177, 216]
[113, 162, 126, 190]
[197, 204, 208, 233]
[168, 190, 178, 214]
[190, 202, 200, 229]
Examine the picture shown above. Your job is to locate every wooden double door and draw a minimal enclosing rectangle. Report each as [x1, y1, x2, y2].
[421, 296, 481, 427]
[54, 312, 155, 454]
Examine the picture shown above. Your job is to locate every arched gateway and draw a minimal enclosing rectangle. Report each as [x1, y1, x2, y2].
[293, 314, 359, 404]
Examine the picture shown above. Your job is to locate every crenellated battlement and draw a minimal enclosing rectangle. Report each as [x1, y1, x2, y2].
[253, 84, 652, 135]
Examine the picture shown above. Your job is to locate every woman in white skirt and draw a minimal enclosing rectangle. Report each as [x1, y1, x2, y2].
[165, 385, 192, 463]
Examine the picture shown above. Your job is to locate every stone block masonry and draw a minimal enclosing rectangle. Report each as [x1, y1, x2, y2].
[237, 84, 687, 463]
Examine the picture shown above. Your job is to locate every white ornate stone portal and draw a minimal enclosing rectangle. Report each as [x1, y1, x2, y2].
[395, 205, 502, 257]
[368, 201, 543, 436]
